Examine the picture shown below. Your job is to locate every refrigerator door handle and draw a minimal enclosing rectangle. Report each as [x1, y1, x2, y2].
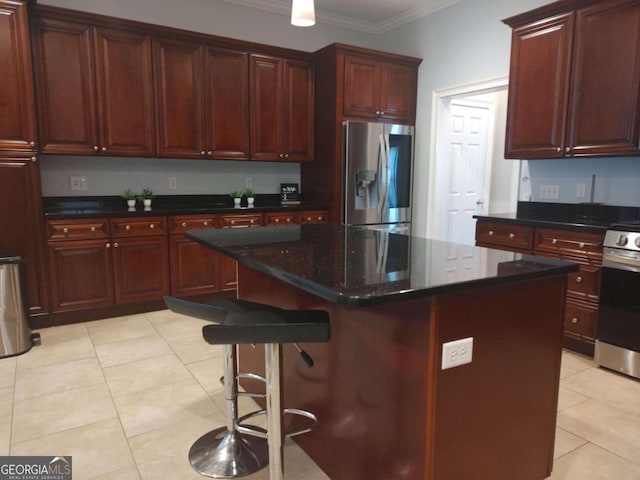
[377, 133, 389, 216]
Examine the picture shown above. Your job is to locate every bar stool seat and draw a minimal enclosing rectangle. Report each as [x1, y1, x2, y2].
[164, 296, 330, 480]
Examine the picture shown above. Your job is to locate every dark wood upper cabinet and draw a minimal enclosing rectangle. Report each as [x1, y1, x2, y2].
[504, 0, 640, 159]
[0, 0, 37, 152]
[31, 17, 155, 156]
[154, 38, 250, 160]
[343, 54, 417, 124]
[250, 54, 313, 162]
[0, 155, 48, 315]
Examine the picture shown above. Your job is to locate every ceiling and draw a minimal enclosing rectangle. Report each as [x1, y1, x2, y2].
[222, 0, 461, 34]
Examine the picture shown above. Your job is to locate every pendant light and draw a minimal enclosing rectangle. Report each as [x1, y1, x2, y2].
[291, 0, 315, 27]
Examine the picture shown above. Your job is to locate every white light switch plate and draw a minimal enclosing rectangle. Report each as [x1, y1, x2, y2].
[442, 337, 473, 370]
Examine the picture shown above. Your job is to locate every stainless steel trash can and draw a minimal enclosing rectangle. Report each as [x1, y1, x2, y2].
[0, 255, 40, 358]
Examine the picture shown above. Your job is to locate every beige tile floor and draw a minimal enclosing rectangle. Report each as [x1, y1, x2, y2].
[1, 310, 640, 479]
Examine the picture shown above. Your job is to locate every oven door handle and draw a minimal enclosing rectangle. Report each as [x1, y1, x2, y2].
[603, 251, 640, 273]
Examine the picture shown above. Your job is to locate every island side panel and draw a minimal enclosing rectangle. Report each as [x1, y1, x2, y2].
[236, 263, 436, 480]
[431, 275, 566, 480]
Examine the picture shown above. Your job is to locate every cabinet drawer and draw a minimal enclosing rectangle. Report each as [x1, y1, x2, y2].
[265, 212, 300, 226]
[300, 210, 329, 224]
[47, 218, 109, 240]
[475, 221, 533, 251]
[111, 217, 167, 237]
[567, 263, 601, 302]
[534, 228, 604, 258]
[564, 299, 597, 340]
[168, 215, 218, 234]
[219, 214, 263, 229]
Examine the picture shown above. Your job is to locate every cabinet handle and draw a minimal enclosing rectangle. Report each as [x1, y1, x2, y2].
[318, 216, 322, 221]
[63, 227, 69, 234]
[284, 153, 289, 159]
[571, 317, 579, 324]
[375, 110, 381, 115]
[275, 218, 280, 223]
[230, 220, 235, 225]
[565, 147, 571, 153]
[181, 222, 187, 227]
[114, 242, 119, 248]
[29, 141, 35, 148]
[149, 224, 155, 229]
[552, 238, 558, 245]
[207, 150, 212, 156]
[279, 153, 284, 159]
[93, 145, 99, 152]
[556, 147, 561, 153]
[576, 276, 583, 283]
[380, 111, 385, 116]
[509, 233, 515, 239]
[579, 242, 585, 249]
[125, 225, 131, 231]
[31, 156, 37, 162]
[203, 221, 208, 226]
[106, 243, 111, 248]
[488, 230, 494, 236]
[250, 219, 254, 224]
[90, 226, 96, 232]
[101, 146, 107, 152]
[200, 150, 206, 156]
[307, 217, 312, 221]
[287, 218, 291, 223]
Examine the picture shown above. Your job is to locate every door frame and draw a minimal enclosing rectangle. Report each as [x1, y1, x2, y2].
[426, 76, 509, 240]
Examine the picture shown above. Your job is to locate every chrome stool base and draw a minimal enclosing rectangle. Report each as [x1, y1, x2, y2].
[189, 427, 268, 478]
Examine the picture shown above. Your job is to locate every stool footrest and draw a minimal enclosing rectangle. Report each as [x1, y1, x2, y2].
[237, 373, 266, 399]
[236, 408, 318, 439]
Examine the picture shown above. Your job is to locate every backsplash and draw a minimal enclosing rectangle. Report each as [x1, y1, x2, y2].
[521, 157, 640, 206]
[39, 155, 301, 197]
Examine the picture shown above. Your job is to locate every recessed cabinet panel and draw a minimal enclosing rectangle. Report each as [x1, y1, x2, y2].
[567, 0, 640, 156]
[95, 28, 155, 156]
[0, 0, 37, 151]
[250, 55, 281, 161]
[32, 18, 98, 154]
[343, 55, 379, 118]
[154, 38, 205, 158]
[379, 62, 416, 124]
[504, 13, 574, 158]
[170, 237, 219, 297]
[283, 59, 314, 162]
[205, 48, 250, 159]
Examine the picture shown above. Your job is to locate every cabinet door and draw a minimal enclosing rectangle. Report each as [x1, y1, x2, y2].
[154, 38, 205, 158]
[205, 47, 250, 159]
[250, 54, 282, 161]
[504, 13, 574, 159]
[94, 28, 155, 156]
[282, 59, 314, 162]
[218, 254, 238, 291]
[169, 236, 219, 297]
[343, 55, 379, 119]
[0, 0, 37, 152]
[0, 155, 47, 314]
[112, 236, 169, 304]
[48, 239, 113, 312]
[566, 0, 640, 156]
[32, 18, 98, 154]
[379, 62, 416, 124]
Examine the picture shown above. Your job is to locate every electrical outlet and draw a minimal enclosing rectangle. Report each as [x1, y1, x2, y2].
[576, 183, 586, 197]
[442, 337, 473, 370]
[70, 176, 87, 191]
[245, 177, 252, 189]
[168, 177, 177, 189]
[540, 184, 559, 199]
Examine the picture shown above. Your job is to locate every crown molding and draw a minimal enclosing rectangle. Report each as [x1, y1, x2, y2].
[222, 0, 461, 34]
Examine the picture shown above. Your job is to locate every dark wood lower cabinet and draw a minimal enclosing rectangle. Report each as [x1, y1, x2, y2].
[169, 236, 220, 297]
[48, 239, 113, 312]
[112, 236, 169, 304]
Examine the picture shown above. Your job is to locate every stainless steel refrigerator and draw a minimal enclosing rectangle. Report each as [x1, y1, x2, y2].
[342, 121, 414, 233]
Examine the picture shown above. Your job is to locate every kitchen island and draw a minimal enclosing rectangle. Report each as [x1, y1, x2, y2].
[187, 224, 578, 480]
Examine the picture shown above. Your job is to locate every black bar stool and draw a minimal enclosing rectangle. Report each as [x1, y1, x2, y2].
[164, 296, 330, 480]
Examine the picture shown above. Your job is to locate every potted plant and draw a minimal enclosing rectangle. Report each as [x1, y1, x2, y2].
[244, 188, 255, 206]
[121, 189, 137, 208]
[139, 188, 153, 208]
[230, 190, 243, 207]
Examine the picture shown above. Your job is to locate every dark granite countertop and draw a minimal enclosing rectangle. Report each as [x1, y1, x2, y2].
[42, 195, 329, 219]
[186, 224, 579, 308]
[474, 202, 640, 233]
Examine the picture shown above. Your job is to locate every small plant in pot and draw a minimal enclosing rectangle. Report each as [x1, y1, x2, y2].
[138, 188, 153, 208]
[121, 189, 137, 208]
[243, 188, 255, 206]
[230, 190, 243, 207]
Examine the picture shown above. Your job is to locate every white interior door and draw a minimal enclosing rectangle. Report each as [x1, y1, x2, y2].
[432, 98, 494, 245]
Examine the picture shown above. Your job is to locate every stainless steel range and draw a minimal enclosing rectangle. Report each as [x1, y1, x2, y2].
[595, 221, 640, 379]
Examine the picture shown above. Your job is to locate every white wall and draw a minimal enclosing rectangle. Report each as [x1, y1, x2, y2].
[37, 0, 377, 197]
